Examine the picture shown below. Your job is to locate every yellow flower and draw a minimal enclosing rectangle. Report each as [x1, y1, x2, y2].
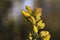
[36, 12, 41, 22]
[34, 8, 42, 18]
[40, 23, 45, 29]
[37, 20, 45, 29]
[30, 16, 36, 24]
[40, 31, 51, 40]
[26, 6, 32, 14]
[33, 25, 38, 33]
[34, 8, 42, 15]
[43, 34, 51, 40]
[37, 20, 42, 25]
[22, 10, 30, 17]
[34, 8, 42, 21]
[40, 31, 49, 37]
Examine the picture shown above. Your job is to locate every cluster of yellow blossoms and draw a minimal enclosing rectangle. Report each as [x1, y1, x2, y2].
[22, 6, 51, 40]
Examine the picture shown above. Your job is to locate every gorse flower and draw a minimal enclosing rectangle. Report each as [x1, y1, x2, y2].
[26, 6, 32, 14]
[40, 31, 51, 40]
[33, 25, 38, 33]
[22, 10, 31, 17]
[37, 20, 45, 29]
[22, 6, 51, 40]
[34, 8, 42, 22]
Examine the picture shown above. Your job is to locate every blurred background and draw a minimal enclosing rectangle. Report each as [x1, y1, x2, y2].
[0, 0, 60, 40]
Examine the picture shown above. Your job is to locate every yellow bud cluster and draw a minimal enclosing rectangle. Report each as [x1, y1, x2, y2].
[40, 31, 51, 40]
[26, 6, 32, 14]
[37, 20, 45, 29]
[34, 8, 42, 22]
[22, 6, 51, 40]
